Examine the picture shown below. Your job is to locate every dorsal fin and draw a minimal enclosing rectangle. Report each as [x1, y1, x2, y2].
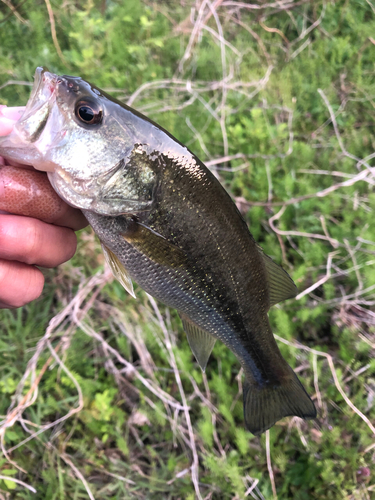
[179, 313, 216, 372]
[101, 242, 136, 298]
[256, 245, 297, 308]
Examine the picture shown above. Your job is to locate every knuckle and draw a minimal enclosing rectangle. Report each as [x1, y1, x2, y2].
[41, 227, 77, 268]
[0, 218, 8, 248]
[23, 221, 42, 264]
[65, 230, 77, 262]
[0, 261, 8, 290]
[25, 269, 45, 303]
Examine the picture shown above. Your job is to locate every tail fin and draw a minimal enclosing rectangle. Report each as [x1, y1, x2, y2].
[243, 368, 317, 436]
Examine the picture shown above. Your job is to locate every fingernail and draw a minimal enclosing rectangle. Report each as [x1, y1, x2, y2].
[0, 106, 25, 121]
[0, 169, 4, 200]
[0, 117, 16, 136]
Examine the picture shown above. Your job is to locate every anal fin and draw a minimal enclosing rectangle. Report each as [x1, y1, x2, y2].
[179, 313, 216, 372]
[101, 242, 136, 298]
[256, 245, 298, 307]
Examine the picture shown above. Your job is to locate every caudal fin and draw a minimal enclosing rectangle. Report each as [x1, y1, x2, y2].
[243, 368, 317, 436]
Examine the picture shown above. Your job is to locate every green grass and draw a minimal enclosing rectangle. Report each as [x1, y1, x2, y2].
[0, 0, 375, 498]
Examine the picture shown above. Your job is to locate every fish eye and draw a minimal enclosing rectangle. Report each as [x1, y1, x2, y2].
[75, 100, 103, 125]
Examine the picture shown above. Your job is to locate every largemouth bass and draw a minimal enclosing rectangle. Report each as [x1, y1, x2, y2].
[0, 67, 316, 435]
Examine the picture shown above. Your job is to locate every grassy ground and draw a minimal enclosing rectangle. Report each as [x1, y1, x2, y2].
[0, 0, 375, 498]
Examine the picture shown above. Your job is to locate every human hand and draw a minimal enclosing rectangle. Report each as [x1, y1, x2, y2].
[0, 106, 87, 308]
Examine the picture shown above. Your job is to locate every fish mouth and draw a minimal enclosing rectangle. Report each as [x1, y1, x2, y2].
[0, 67, 61, 170]
[15, 67, 58, 144]
[29, 66, 58, 104]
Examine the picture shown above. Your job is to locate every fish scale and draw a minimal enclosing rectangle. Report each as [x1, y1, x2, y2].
[0, 67, 317, 435]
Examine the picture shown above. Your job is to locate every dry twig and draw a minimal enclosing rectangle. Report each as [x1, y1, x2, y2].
[274, 335, 375, 437]
[147, 295, 203, 500]
[43, 0, 69, 66]
[265, 430, 277, 500]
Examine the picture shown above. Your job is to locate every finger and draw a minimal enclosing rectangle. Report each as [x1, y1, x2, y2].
[53, 203, 88, 230]
[0, 259, 44, 309]
[0, 215, 78, 268]
[0, 106, 25, 121]
[0, 165, 87, 230]
[0, 117, 15, 137]
[0, 106, 25, 136]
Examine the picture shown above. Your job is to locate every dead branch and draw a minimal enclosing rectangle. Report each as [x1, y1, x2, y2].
[265, 430, 277, 499]
[0, 0, 27, 23]
[147, 295, 202, 500]
[43, 0, 69, 66]
[274, 335, 375, 437]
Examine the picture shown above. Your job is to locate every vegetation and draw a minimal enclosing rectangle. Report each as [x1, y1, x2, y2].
[0, 0, 375, 498]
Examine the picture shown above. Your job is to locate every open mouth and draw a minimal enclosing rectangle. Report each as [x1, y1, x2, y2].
[27, 67, 58, 107]
[0, 68, 63, 172]
[14, 67, 58, 144]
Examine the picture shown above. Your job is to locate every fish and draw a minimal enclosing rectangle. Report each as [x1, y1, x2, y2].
[0, 67, 317, 435]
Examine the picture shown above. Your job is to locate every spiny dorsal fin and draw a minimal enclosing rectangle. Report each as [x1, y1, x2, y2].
[101, 242, 136, 298]
[179, 313, 216, 372]
[256, 245, 297, 308]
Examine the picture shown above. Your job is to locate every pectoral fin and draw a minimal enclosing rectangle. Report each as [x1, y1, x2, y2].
[257, 245, 298, 307]
[179, 313, 216, 372]
[122, 221, 187, 268]
[101, 242, 136, 298]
